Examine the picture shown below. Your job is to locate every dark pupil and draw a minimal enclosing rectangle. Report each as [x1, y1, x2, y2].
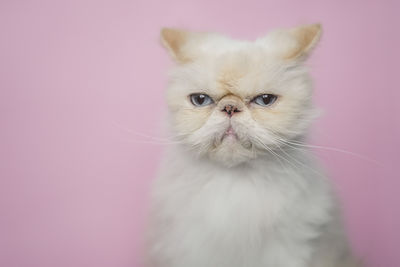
[262, 94, 274, 105]
[196, 95, 205, 105]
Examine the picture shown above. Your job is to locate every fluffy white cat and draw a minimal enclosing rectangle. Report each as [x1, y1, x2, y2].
[146, 24, 359, 267]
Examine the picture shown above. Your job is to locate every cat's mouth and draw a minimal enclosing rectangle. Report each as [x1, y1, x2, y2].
[221, 126, 238, 141]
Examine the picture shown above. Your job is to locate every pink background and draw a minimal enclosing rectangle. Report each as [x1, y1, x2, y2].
[1, 0, 399, 266]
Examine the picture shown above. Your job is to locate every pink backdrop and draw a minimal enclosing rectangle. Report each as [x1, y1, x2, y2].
[1, 0, 399, 266]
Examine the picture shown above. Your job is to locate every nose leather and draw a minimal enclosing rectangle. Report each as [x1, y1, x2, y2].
[218, 95, 243, 117]
[222, 105, 239, 116]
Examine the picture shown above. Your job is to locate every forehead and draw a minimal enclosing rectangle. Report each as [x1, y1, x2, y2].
[171, 46, 291, 98]
[208, 50, 284, 96]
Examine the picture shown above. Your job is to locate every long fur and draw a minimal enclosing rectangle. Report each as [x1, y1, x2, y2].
[146, 24, 358, 267]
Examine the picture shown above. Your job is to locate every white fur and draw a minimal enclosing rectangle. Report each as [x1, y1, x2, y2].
[146, 25, 358, 267]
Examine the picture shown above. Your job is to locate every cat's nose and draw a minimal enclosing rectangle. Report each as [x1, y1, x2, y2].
[222, 104, 240, 117]
[218, 95, 243, 117]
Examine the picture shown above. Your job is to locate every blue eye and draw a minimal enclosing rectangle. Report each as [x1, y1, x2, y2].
[190, 94, 214, 106]
[253, 94, 278, 107]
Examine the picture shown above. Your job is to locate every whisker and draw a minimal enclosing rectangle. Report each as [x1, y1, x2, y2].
[252, 136, 300, 174]
[264, 127, 382, 166]
[111, 121, 182, 142]
[275, 143, 324, 176]
[280, 140, 381, 166]
[124, 140, 182, 145]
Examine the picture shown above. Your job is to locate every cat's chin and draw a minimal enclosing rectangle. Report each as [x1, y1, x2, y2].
[208, 137, 256, 167]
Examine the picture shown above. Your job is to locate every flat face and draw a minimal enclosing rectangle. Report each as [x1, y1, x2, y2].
[166, 47, 315, 166]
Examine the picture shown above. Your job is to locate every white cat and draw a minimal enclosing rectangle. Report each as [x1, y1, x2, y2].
[146, 24, 359, 267]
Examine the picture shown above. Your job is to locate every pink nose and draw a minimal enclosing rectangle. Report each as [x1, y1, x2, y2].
[222, 104, 240, 117]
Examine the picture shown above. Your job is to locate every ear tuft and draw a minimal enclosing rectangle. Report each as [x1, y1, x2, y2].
[160, 28, 191, 63]
[285, 23, 322, 60]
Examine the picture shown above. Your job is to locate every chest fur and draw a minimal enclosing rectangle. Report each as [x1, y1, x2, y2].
[150, 158, 332, 267]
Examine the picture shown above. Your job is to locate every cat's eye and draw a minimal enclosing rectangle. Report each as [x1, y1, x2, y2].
[190, 93, 214, 107]
[252, 94, 278, 107]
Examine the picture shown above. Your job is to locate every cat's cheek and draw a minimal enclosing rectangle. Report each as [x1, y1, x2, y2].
[250, 108, 287, 130]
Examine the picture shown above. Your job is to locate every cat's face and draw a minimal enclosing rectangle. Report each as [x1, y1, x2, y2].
[162, 24, 321, 166]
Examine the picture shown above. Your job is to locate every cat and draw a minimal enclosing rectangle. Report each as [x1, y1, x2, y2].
[145, 24, 359, 267]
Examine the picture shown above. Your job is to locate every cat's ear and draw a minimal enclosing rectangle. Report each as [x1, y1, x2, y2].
[160, 28, 201, 64]
[260, 23, 322, 61]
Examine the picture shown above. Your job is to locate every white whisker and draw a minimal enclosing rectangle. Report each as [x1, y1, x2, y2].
[264, 127, 382, 166]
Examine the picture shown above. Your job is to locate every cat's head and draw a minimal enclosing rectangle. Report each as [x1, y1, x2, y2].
[161, 24, 321, 166]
